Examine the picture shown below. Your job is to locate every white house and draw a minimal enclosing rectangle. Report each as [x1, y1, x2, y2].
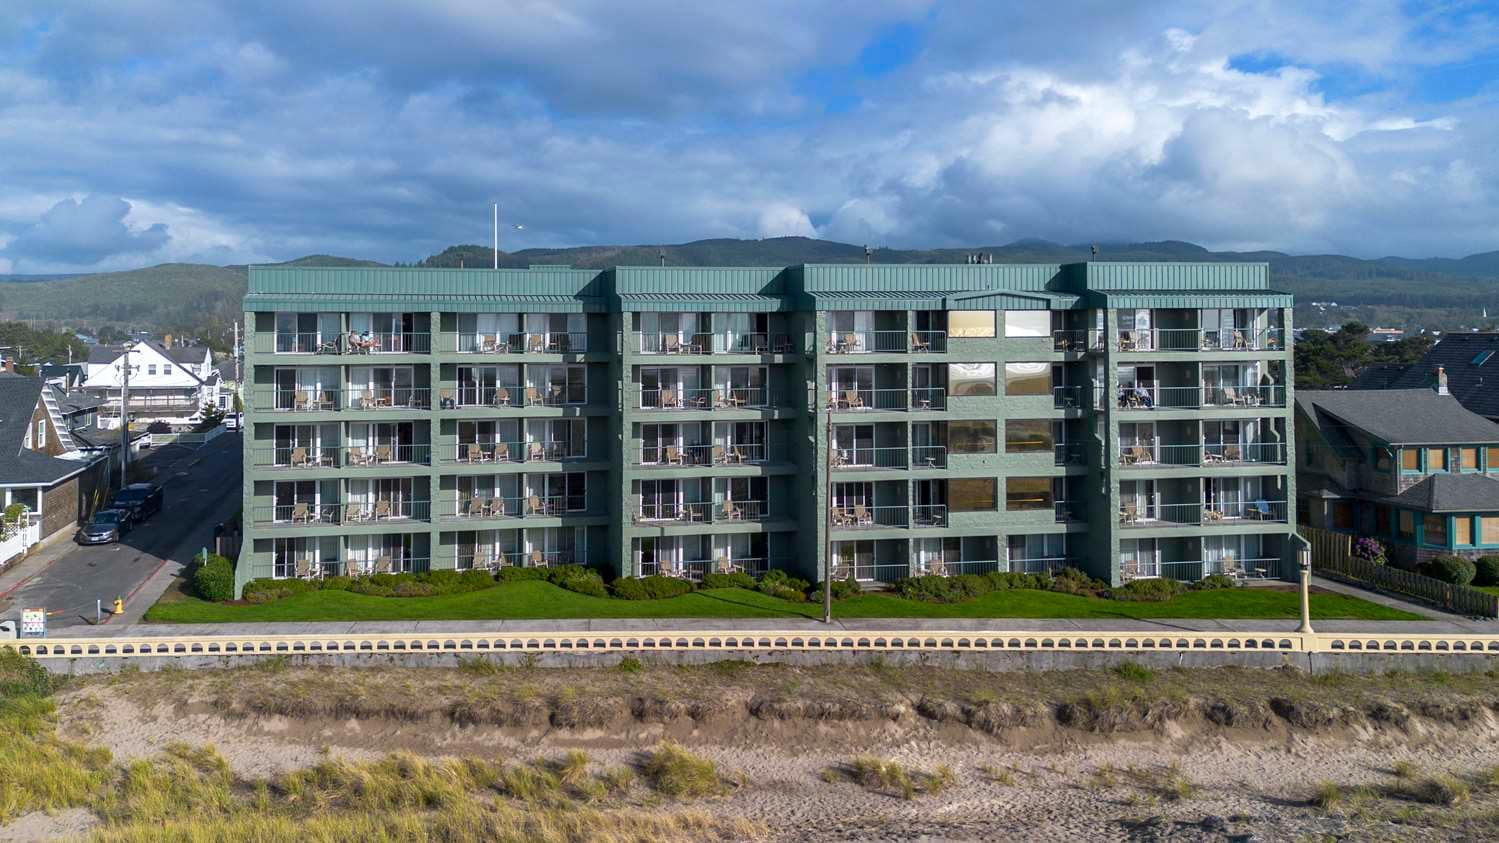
[83, 337, 220, 427]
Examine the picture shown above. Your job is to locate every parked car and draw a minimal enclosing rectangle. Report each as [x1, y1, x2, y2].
[110, 483, 164, 521]
[224, 412, 242, 431]
[76, 509, 134, 545]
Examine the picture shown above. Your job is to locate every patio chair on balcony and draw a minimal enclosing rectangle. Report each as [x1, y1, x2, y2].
[524, 387, 542, 406]
[658, 388, 679, 409]
[1120, 502, 1139, 524]
[527, 442, 546, 462]
[466, 443, 491, 464]
[842, 389, 865, 410]
[1248, 499, 1273, 520]
[289, 447, 309, 467]
[528, 550, 547, 568]
[853, 503, 873, 526]
[439, 389, 454, 410]
[294, 558, 312, 578]
[1224, 445, 1243, 462]
[495, 387, 512, 407]
[374, 556, 393, 574]
[831, 507, 853, 527]
[494, 443, 512, 463]
[720, 500, 741, 521]
[293, 393, 310, 412]
[344, 502, 366, 523]
[479, 334, 498, 353]
[710, 445, 727, 465]
[730, 446, 749, 464]
[714, 556, 741, 575]
[528, 495, 551, 516]
[373, 445, 393, 464]
[289, 501, 311, 524]
[344, 559, 364, 577]
[373, 499, 392, 520]
[526, 334, 545, 353]
[466, 495, 488, 518]
[348, 447, 369, 466]
[1118, 331, 1137, 351]
[910, 331, 931, 352]
[1231, 329, 1247, 349]
[927, 558, 947, 577]
[1129, 445, 1154, 465]
[660, 334, 682, 354]
[488, 496, 505, 518]
[1222, 387, 1248, 407]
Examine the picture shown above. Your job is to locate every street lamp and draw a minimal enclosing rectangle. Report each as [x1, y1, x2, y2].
[114, 344, 141, 480]
[1296, 546, 1314, 635]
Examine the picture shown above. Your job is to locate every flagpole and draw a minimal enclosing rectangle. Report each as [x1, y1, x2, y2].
[493, 203, 499, 269]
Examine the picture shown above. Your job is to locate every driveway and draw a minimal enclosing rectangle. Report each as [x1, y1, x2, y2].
[0, 432, 242, 628]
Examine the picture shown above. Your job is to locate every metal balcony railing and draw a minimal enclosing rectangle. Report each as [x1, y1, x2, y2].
[439, 495, 584, 520]
[635, 332, 794, 355]
[830, 505, 909, 528]
[443, 331, 588, 354]
[1005, 556, 1076, 575]
[447, 441, 585, 463]
[639, 442, 773, 466]
[918, 558, 1001, 576]
[828, 387, 908, 411]
[454, 550, 576, 571]
[252, 444, 433, 469]
[1054, 500, 1082, 523]
[647, 556, 777, 581]
[257, 332, 431, 355]
[910, 387, 946, 410]
[445, 385, 525, 408]
[1203, 441, 1286, 464]
[1201, 385, 1286, 408]
[911, 445, 947, 468]
[1110, 328, 1286, 353]
[1117, 442, 1200, 467]
[1051, 329, 1094, 352]
[1206, 500, 1289, 523]
[910, 330, 946, 352]
[1054, 442, 1085, 466]
[634, 332, 715, 355]
[347, 387, 431, 410]
[256, 499, 431, 526]
[831, 446, 908, 470]
[825, 330, 908, 354]
[912, 504, 948, 527]
[1053, 385, 1084, 409]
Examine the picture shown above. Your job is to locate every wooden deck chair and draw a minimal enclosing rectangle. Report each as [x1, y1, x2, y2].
[293, 392, 310, 411]
[528, 495, 548, 516]
[910, 331, 930, 352]
[842, 389, 865, 409]
[662, 335, 682, 354]
[526, 333, 545, 353]
[729, 446, 747, 464]
[711, 445, 726, 465]
[289, 501, 310, 523]
[288, 446, 307, 467]
[347, 446, 367, 466]
[375, 556, 393, 574]
[493, 442, 511, 463]
[467, 443, 489, 463]
[841, 332, 858, 352]
[853, 503, 872, 526]
[721, 499, 740, 521]
[525, 387, 541, 406]
[715, 556, 739, 575]
[487, 496, 504, 518]
[294, 558, 311, 578]
[1222, 386, 1246, 406]
[527, 442, 546, 462]
[1130, 445, 1152, 465]
[467, 495, 487, 518]
[1121, 501, 1138, 524]
[659, 388, 678, 409]
[529, 550, 546, 568]
[664, 446, 683, 465]
[373, 445, 393, 464]
[495, 387, 511, 406]
[344, 559, 363, 577]
[1224, 444, 1243, 462]
[343, 502, 364, 523]
[318, 390, 336, 410]
[373, 499, 392, 520]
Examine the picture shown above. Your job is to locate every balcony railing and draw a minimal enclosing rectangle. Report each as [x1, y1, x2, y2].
[1053, 386, 1084, 409]
[1005, 556, 1076, 575]
[831, 446, 908, 470]
[635, 332, 794, 355]
[443, 332, 588, 354]
[919, 558, 1001, 576]
[1115, 385, 1287, 410]
[439, 495, 585, 520]
[637, 442, 774, 466]
[258, 332, 431, 355]
[347, 387, 431, 410]
[647, 557, 777, 580]
[1118, 442, 1200, 467]
[912, 504, 948, 527]
[828, 388, 908, 411]
[910, 387, 946, 410]
[447, 441, 585, 464]
[910, 330, 946, 352]
[445, 385, 525, 408]
[252, 444, 433, 469]
[638, 387, 773, 410]
[1201, 385, 1286, 408]
[1054, 442, 1084, 465]
[254, 499, 431, 526]
[911, 445, 947, 468]
[1051, 329, 1096, 352]
[1146, 557, 1286, 581]
[825, 330, 908, 354]
[831, 505, 909, 528]
[1119, 500, 1288, 527]
[253, 388, 343, 411]
[1113, 328, 1284, 353]
[1054, 500, 1082, 523]
[454, 551, 576, 571]
[634, 500, 768, 523]
[1203, 442, 1286, 464]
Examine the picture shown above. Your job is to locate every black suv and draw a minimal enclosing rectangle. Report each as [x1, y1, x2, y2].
[110, 483, 164, 521]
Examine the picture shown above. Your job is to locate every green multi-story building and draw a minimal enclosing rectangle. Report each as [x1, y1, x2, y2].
[237, 260, 1297, 596]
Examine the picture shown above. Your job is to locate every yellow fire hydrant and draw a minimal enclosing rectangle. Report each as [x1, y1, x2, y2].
[112, 596, 124, 615]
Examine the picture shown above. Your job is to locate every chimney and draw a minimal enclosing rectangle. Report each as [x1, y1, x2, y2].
[1436, 366, 1449, 395]
[163, 334, 173, 349]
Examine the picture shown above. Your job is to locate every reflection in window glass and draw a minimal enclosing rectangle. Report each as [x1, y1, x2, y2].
[1003, 311, 1050, 338]
[1461, 447, 1478, 470]
[1004, 362, 1051, 396]
[948, 311, 995, 338]
[1424, 514, 1447, 546]
[1005, 419, 1053, 453]
[1427, 448, 1447, 472]
[1401, 449, 1419, 471]
[949, 478, 996, 512]
[1005, 477, 1053, 511]
[1398, 510, 1414, 538]
[1484, 516, 1499, 544]
[948, 363, 996, 396]
[1455, 517, 1473, 546]
[948, 421, 997, 453]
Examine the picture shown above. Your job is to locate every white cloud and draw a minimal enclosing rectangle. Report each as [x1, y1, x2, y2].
[756, 204, 817, 238]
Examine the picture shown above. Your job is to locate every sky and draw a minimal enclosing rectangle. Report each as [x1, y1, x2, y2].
[1, 1, 1498, 273]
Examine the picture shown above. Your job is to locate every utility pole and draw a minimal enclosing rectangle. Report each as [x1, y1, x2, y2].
[118, 343, 133, 481]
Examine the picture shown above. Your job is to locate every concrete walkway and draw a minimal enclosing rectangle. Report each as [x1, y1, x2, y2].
[1309, 574, 1497, 632]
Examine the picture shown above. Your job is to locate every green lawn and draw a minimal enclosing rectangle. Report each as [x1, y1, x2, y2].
[1479, 586, 1499, 597]
[143, 581, 1421, 624]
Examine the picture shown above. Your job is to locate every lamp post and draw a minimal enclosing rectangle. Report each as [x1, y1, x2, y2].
[116, 343, 139, 481]
[1296, 546, 1314, 635]
[823, 408, 833, 624]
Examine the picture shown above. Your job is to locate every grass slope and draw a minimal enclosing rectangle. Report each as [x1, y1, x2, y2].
[143, 581, 1419, 624]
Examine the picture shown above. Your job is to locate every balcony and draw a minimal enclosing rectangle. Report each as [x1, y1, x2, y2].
[348, 387, 431, 411]
[638, 442, 775, 467]
[912, 445, 947, 468]
[442, 331, 588, 354]
[454, 550, 579, 571]
[633, 500, 769, 523]
[1123, 556, 1284, 582]
[825, 330, 908, 354]
[252, 444, 432, 469]
[910, 330, 947, 352]
[831, 446, 908, 470]
[257, 332, 431, 355]
[253, 388, 343, 412]
[1118, 442, 1201, 468]
[1112, 384, 1287, 411]
[1203, 441, 1286, 465]
[1119, 500, 1289, 528]
[1051, 329, 1100, 353]
[1111, 328, 1284, 353]
[634, 332, 793, 355]
[1006, 555, 1077, 575]
[638, 387, 774, 410]
[828, 388, 909, 411]
[446, 441, 585, 464]
[912, 504, 948, 527]
[646, 556, 778, 581]
[439, 495, 586, 521]
[830, 505, 909, 528]
[1054, 442, 1085, 466]
[253, 499, 432, 526]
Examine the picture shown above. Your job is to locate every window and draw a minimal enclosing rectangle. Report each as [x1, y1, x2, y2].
[949, 478, 996, 512]
[1427, 448, 1447, 472]
[1398, 510, 1414, 540]
[1455, 516, 1474, 546]
[948, 421, 997, 453]
[1460, 447, 1479, 471]
[1004, 419, 1053, 453]
[163, 365, 172, 375]
[948, 311, 995, 338]
[1005, 477, 1053, 511]
[1332, 502, 1354, 530]
[1401, 449, 1420, 472]
[1424, 514, 1447, 546]
[947, 363, 995, 396]
[1373, 448, 1391, 472]
[1374, 505, 1391, 535]
[1484, 516, 1499, 545]
[35, 419, 46, 447]
[1002, 311, 1049, 338]
[1004, 362, 1051, 396]
[1489, 447, 1499, 471]
[147, 364, 157, 376]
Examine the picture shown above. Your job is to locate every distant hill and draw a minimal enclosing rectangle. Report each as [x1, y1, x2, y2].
[2, 239, 1496, 343]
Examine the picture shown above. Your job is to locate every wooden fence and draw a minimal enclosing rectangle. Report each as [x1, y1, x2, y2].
[1301, 526, 1499, 618]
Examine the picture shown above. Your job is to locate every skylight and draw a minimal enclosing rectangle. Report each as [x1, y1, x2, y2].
[1473, 350, 1495, 366]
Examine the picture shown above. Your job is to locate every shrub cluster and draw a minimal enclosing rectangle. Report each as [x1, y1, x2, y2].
[1473, 555, 1499, 588]
[699, 571, 757, 590]
[813, 576, 862, 601]
[892, 570, 1057, 603]
[759, 569, 810, 602]
[1108, 578, 1186, 602]
[241, 568, 497, 603]
[498, 564, 608, 597]
[1419, 555, 1477, 586]
[1352, 536, 1387, 565]
[191, 553, 236, 602]
[1193, 573, 1238, 591]
[608, 575, 696, 600]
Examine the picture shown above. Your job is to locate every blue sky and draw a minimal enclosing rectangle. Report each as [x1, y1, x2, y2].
[0, 0, 1497, 272]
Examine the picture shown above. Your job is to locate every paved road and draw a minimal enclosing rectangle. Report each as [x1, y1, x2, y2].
[0, 433, 242, 628]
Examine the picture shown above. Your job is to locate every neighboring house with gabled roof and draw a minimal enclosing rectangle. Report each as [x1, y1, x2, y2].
[0, 373, 114, 560]
[1296, 386, 1499, 566]
[1350, 332, 1499, 423]
[82, 335, 219, 427]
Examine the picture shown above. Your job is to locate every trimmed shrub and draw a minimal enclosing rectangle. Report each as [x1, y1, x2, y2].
[1051, 567, 1103, 595]
[987, 571, 1052, 591]
[391, 579, 437, 597]
[241, 577, 317, 604]
[1109, 578, 1185, 602]
[759, 569, 810, 596]
[497, 566, 549, 583]
[319, 575, 354, 591]
[1473, 555, 1499, 588]
[610, 576, 695, 600]
[455, 569, 498, 591]
[1192, 574, 1238, 591]
[1419, 555, 1477, 586]
[191, 553, 235, 602]
[700, 571, 758, 590]
[764, 584, 807, 602]
[811, 576, 861, 601]
[558, 570, 609, 598]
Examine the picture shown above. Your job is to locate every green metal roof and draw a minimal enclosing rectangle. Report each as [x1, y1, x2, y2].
[1080, 262, 1271, 292]
[1088, 289, 1293, 309]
